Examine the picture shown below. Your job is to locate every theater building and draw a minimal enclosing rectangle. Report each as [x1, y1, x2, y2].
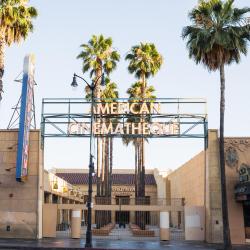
[0, 129, 250, 244]
[44, 168, 165, 227]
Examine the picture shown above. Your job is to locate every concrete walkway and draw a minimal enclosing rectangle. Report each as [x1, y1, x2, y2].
[0, 239, 249, 250]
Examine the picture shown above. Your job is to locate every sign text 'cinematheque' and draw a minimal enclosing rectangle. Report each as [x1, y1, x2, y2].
[68, 102, 180, 136]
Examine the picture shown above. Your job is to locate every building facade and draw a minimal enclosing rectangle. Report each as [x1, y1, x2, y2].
[48, 168, 163, 226]
[0, 129, 249, 244]
[166, 130, 250, 244]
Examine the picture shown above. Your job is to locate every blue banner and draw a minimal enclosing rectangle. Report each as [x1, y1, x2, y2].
[16, 55, 35, 182]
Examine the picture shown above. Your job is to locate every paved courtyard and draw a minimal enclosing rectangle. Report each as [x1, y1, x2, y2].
[0, 239, 250, 250]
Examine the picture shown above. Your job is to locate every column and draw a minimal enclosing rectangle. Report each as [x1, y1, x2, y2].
[160, 211, 170, 241]
[111, 211, 116, 224]
[71, 210, 81, 239]
[205, 130, 223, 243]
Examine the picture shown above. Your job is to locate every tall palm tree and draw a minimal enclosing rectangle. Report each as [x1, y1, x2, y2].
[127, 82, 156, 197]
[125, 43, 163, 197]
[100, 79, 119, 197]
[0, 0, 37, 101]
[77, 35, 120, 196]
[182, 1, 250, 249]
[95, 78, 119, 228]
[123, 82, 156, 230]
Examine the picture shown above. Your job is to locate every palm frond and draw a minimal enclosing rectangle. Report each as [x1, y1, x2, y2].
[183, 0, 250, 71]
[0, 0, 37, 46]
[77, 34, 120, 83]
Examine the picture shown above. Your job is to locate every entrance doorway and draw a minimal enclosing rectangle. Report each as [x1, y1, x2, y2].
[243, 203, 250, 239]
[115, 196, 130, 225]
[115, 211, 130, 224]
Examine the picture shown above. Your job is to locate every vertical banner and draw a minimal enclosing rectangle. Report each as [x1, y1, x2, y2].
[16, 54, 35, 182]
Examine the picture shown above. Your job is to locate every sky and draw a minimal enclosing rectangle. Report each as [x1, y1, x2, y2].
[0, 0, 250, 173]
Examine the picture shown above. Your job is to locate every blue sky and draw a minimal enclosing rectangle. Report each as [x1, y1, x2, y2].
[0, 0, 250, 172]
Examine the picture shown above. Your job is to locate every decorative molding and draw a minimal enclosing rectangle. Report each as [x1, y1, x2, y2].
[225, 139, 250, 171]
[225, 139, 250, 152]
[225, 146, 239, 169]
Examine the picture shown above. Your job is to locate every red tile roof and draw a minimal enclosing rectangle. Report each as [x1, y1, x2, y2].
[56, 173, 156, 186]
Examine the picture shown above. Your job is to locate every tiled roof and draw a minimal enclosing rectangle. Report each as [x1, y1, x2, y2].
[55, 173, 156, 186]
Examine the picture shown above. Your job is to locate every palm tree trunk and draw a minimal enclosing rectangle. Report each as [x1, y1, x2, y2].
[141, 140, 144, 196]
[101, 138, 105, 196]
[0, 34, 5, 102]
[141, 137, 145, 197]
[135, 143, 138, 198]
[138, 143, 141, 197]
[108, 137, 113, 223]
[96, 68, 102, 196]
[105, 136, 109, 196]
[140, 73, 146, 198]
[219, 64, 232, 250]
[96, 140, 101, 196]
[109, 138, 113, 196]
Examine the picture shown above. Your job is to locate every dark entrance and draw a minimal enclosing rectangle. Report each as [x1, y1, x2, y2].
[243, 202, 250, 238]
[115, 211, 130, 224]
[115, 196, 130, 225]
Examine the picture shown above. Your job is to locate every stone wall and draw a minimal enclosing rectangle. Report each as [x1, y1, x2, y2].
[166, 149, 205, 229]
[0, 130, 43, 239]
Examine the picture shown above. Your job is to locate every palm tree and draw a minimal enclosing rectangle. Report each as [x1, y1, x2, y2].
[100, 79, 119, 197]
[85, 78, 118, 199]
[125, 43, 163, 197]
[77, 35, 120, 196]
[0, 0, 37, 101]
[126, 82, 156, 198]
[182, 1, 250, 249]
[124, 82, 157, 230]
[95, 78, 119, 228]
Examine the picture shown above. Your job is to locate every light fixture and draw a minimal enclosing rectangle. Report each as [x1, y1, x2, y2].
[71, 74, 78, 90]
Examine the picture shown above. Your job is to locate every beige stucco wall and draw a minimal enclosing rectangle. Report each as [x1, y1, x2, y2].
[166, 130, 247, 245]
[0, 130, 43, 239]
[166, 151, 205, 206]
[154, 168, 167, 200]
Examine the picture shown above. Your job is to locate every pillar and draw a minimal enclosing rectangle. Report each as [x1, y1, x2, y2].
[67, 199, 70, 225]
[58, 197, 63, 224]
[71, 210, 81, 239]
[160, 211, 169, 241]
[130, 211, 135, 224]
[111, 211, 116, 224]
[205, 130, 223, 243]
[48, 193, 53, 203]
